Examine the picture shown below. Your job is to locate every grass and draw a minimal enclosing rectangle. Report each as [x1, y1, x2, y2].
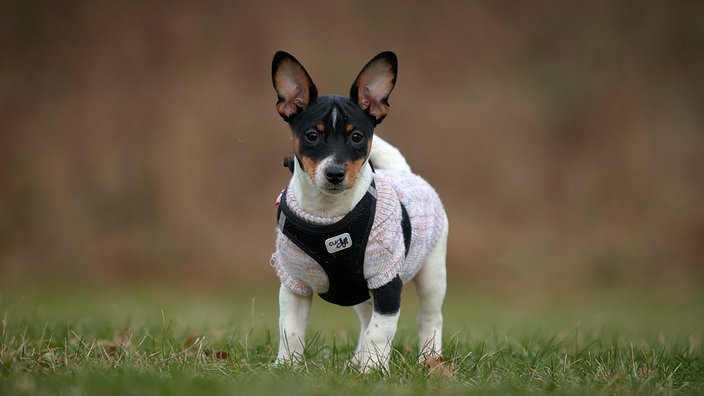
[1, 284, 702, 395]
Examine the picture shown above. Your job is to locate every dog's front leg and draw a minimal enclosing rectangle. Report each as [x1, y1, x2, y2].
[275, 284, 312, 365]
[353, 275, 402, 372]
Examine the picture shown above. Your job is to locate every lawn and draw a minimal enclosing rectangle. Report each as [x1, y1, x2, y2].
[1, 283, 702, 395]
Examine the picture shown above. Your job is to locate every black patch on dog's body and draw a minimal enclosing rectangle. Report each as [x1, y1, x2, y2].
[371, 275, 403, 315]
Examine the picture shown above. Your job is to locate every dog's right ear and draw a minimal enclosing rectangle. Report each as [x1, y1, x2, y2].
[272, 51, 318, 122]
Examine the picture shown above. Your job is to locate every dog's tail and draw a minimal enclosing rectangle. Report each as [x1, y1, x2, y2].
[370, 135, 411, 172]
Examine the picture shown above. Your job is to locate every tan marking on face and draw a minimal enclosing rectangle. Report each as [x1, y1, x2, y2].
[300, 155, 322, 184]
[293, 135, 322, 184]
[344, 139, 373, 188]
[316, 123, 325, 133]
[345, 124, 355, 133]
[344, 157, 366, 189]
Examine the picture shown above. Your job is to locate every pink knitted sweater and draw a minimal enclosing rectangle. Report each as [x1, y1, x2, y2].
[271, 169, 446, 296]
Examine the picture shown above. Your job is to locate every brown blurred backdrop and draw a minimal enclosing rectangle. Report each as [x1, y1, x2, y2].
[1, 1, 702, 293]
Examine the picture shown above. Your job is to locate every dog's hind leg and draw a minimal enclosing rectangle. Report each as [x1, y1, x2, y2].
[413, 214, 448, 362]
[275, 284, 312, 365]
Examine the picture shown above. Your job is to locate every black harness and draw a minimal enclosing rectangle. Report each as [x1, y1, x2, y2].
[277, 176, 412, 307]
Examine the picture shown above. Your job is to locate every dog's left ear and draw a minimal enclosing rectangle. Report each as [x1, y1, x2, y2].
[350, 51, 397, 124]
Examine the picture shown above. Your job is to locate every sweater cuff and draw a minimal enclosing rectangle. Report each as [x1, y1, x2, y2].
[270, 253, 313, 296]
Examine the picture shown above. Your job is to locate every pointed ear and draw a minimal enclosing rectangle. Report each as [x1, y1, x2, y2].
[272, 51, 318, 122]
[350, 51, 397, 124]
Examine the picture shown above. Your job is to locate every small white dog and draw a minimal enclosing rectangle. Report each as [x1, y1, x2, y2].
[269, 51, 448, 371]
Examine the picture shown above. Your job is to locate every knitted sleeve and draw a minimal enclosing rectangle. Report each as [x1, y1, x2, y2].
[364, 178, 405, 289]
[270, 232, 314, 296]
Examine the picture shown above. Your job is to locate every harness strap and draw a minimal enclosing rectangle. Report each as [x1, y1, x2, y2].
[276, 178, 412, 306]
[277, 181, 377, 306]
[400, 203, 411, 257]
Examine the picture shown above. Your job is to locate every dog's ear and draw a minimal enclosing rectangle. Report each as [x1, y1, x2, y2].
[350, 51, 397, 124]
[272, 51, 318, 122]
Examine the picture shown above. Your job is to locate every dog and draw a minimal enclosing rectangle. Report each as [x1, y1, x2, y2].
[270, 51, 448, 371]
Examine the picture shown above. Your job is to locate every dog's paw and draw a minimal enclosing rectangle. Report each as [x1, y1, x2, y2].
[272, 353, 304, 367]
[418, 340, 443, 365]
[350, 351, 389, 374]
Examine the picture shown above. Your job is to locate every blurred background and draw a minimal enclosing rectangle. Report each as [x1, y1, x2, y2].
[1, 1, 702, 295]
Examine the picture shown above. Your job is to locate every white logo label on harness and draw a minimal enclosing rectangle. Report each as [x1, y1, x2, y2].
[325, 233, 352, 254]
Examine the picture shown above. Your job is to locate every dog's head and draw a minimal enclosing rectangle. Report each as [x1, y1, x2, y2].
[272, 51, 397, 193]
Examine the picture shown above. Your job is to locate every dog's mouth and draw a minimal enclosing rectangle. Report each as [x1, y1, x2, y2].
[320, 183, 347, 193]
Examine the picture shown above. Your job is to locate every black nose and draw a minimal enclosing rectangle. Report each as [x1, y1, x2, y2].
[325, 165, 346, 185]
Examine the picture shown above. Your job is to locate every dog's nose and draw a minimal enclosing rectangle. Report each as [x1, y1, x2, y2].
[325, 165, 346, 185]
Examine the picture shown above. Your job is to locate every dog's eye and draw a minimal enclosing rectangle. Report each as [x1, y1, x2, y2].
[350, 132, 365, 144]
[305, 131, 319, 143]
